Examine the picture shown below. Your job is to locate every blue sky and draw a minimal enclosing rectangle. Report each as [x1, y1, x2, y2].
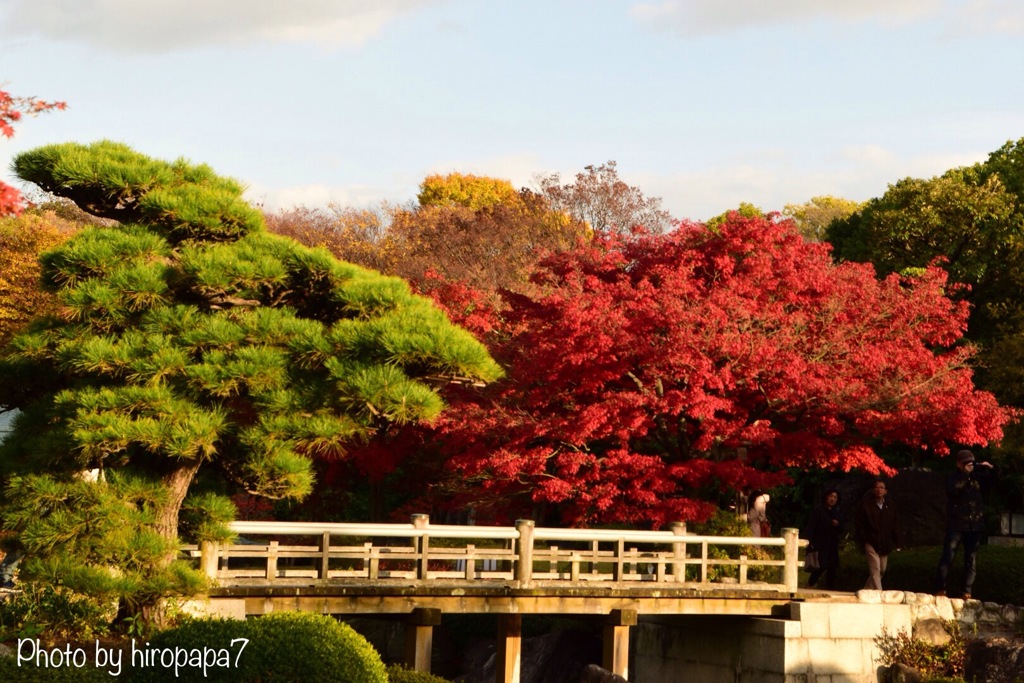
[1, 0, 1022, 221]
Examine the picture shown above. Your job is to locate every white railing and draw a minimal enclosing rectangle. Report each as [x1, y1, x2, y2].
[188, 515, 804, 592]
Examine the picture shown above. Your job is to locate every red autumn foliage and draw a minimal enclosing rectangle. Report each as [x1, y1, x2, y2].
[0, 88, 66, 216]
[434, 214, 1013, 528]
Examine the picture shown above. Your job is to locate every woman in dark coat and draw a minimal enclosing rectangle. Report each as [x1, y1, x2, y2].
[805, 488, 843, 589]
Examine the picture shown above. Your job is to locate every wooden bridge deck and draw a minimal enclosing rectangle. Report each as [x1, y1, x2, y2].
[186, 516, 816, 681]
[191, 515, 809, 618]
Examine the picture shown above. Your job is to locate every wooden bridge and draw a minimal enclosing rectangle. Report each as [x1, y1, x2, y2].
[188, 515, 809, 682]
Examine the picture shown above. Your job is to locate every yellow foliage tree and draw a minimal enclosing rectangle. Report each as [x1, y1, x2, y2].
[784, 195, 864, 242]
[417, 173, 520, 211]
[266, 174, 587, 297]
[0, 209, 80, 345]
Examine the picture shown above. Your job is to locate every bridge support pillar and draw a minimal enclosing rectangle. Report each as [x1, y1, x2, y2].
[404, 607, 442, 673]
[603, 609, 636, 679]
[495, 613, 522, 683]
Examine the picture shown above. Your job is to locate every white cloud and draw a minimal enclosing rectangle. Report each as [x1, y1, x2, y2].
[840, 144, 897, 166]
[946, 0, 1024, 36]
[634, 145, 991, 221]
[247, 153, 550, 212]
[0, 0, 440, 53]
[246, 182, 401, 212]
[630, 0, 942, 36]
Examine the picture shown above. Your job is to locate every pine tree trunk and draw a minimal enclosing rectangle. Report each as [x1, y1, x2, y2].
[121, 460, 202, 630]
[155, 460, 203, 557]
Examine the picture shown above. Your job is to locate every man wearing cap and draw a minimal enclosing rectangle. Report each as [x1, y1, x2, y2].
[934, 449, 998, 600]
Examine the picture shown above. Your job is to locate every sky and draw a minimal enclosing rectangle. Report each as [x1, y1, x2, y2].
[1, 0, 1022, 222]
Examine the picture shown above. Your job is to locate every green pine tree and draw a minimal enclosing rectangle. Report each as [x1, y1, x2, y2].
[0, 141, 503, 627]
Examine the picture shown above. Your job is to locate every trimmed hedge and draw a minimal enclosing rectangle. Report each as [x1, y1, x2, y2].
[386, 663, 454, 683]
[807, 543, 1024, 604]
[0, 655, 112, 682]
[129, 612, 387, 682]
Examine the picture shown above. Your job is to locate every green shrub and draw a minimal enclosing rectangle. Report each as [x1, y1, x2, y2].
[130, 612, 387, 682]
[386, 663, 454, 683]
[874, 620, 965, 681]
[690, 509, 779, 582]
[0, 584, 113, 640]
[828, 544, 1024, 604]
[0, 656, 112, 682]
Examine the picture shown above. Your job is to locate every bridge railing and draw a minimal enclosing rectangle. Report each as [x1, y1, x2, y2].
[188, 515, 804, 592]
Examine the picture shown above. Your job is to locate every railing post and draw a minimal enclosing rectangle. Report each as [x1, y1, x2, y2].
[266, 540, 279, 581]
[669, 521, 686, 582]
[319, 531, 331, 579]
[199, 540, 218, 580]
[783, 527, 799, 592]
[412, 513, 430, 580]
[515, 519, 534, 586]
[368, 543, 379, 580]
[464, 544, 476, 580]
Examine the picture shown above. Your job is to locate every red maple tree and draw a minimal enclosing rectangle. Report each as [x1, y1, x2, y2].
[435, 214, 1013, 527]
[1, 88, 66, 216]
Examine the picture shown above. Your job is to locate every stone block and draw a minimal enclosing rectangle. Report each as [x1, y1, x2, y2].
[933, 596, 955, 620]
[857, 589, 882, 604]
[882, 604, 912, 634]
[1000, 604, 1021, 625]
[801, 638, 873, 675]
[913, 618, 952, 645]
[791, 602, 832, 638]
[828, 603, 885, 639]
[748, 617, 799, 637]
[913, 592, 935, 605]
[881, 590, 905, 604]
[783, 637, 810, 672]
[827, 675, 883, 683]
[180, 597, 246, 620]
[739, 633, 785, 671]
[979, 606, 1002, 624]
[911, 603, 939, 622]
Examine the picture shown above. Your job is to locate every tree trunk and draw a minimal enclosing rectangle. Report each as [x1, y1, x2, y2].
[119, 459, 202, 630]
[155, 460, 203, 559]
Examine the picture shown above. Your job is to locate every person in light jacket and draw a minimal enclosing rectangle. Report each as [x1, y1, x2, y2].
[747, 491, 770, 537]
[854, 479, 903, 590]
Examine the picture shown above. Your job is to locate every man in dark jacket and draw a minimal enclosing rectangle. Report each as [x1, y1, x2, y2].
[854, 479, 903, 590]
[934, 449, 997, 599]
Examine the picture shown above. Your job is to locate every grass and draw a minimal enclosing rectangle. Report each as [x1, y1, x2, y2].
[805, 542, 1024, 604]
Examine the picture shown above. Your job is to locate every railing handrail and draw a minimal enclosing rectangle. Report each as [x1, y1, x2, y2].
[226, 521, 789, 547]
[204, 517, 804, 592]
[228, 521, 520, 540]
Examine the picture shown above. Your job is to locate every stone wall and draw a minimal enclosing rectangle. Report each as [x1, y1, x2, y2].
[634, 600, 912, 683]
[633, 592, 1024, 682]
[855, 588, 1023, 639]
